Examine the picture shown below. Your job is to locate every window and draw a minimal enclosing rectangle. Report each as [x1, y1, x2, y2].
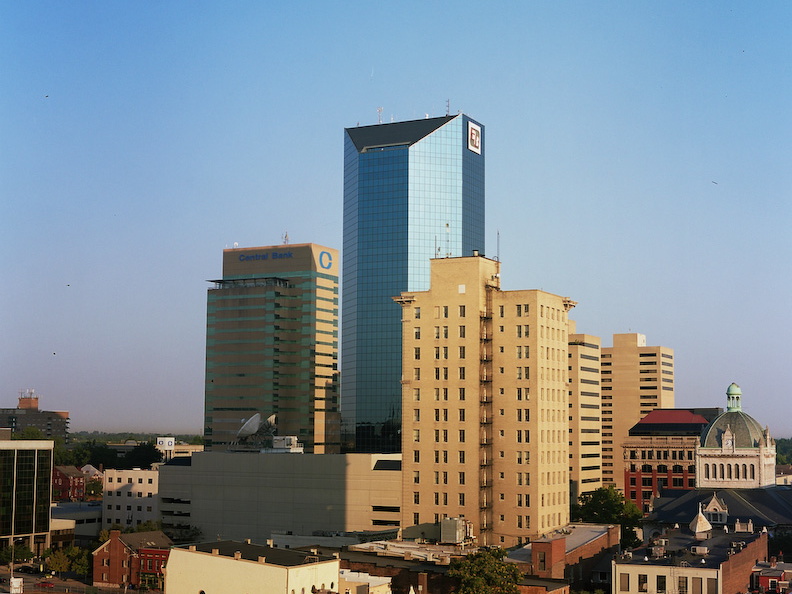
[459, 493, 465, 506]
[459, 367, 465, 380]
[414, 347, 421, 360]
[459, 409, 466, 422]
[413, 430, 420, 442]
[657, 575, 666, 594]
[414, 307, 421, 319]
[414, 327, 421, 339]
[413, 492, 420, 504]
[459, 305, 466, 317]
[459, 325, 466, 338]
[459, 346, 466, 359]
[639, 574, 648, 592]
[459, 430, 465, 443]
[413, 450, 420, 463]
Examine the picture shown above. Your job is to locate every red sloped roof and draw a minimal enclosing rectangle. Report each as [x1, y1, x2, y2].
[638, 409, 709, 425]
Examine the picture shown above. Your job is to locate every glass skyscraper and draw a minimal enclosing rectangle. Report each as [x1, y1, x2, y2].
[342, 114, 485, 452]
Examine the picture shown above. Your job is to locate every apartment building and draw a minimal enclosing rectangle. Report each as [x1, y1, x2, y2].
[396, 254, 576, 546]
[102, 468, 159, 529]
[567, 326, 602, 502]
[600, 333, 674, 491]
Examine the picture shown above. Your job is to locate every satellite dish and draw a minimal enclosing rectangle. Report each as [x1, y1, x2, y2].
[236, 413, 262, 438]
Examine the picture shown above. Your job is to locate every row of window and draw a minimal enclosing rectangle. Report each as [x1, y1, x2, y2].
[107, 477, 155, 484]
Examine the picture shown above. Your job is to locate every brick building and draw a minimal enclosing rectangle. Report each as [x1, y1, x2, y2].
[622, 408, 720, 513]
[613, 510, 767, 594]
[52, 465, 86, 502]
[92, 529, 171, 589]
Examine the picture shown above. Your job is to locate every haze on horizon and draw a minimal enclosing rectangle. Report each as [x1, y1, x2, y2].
[1, 2, 790, 436]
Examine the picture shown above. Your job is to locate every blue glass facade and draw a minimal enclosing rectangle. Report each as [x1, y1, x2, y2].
[342, 114, 485, 452]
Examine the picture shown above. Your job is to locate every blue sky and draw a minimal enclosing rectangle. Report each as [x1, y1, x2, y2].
[1, 2, 790, 435]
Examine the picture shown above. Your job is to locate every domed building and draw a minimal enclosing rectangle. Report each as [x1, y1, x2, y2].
[695, 383, 775, 488]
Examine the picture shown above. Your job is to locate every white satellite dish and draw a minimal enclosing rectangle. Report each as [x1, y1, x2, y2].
[236, 413, 262, 438]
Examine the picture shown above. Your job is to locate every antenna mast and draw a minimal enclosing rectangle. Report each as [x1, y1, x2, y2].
[377, 107, 383, 124]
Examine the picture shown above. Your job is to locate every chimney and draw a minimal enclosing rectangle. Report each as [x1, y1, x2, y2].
[234, 551, 242, 560]
[211, 549, 219, 556]
[266, 539, 274, 547]
[245, 538, 251, 544]
[188, 545, 196, 551]
[258, 556, 266, 564]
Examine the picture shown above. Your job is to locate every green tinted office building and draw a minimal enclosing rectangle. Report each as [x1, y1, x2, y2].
[204, 244, 340, 453]
[342, 114, 485, 452]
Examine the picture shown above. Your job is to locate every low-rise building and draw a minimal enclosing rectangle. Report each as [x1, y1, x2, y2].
[622, 408, 720, 514]
[164, 540, 340, 594]
[751, 559, 792, 593]
[102, 468, 159, 529]
[613, 511, 767, 594]
[158, 451, 401, 543]
[52, 465, 86, 502]
[92, 529, 172, 590]
[51, 501, 102, 547]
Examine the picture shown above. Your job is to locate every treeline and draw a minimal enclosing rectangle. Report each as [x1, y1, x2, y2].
[777, 437, 792, 465]
[71, 431, 203, 445]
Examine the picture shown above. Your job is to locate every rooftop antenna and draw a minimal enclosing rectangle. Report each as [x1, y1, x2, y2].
[377, 107, 383, 124]
[282, 231, 289, 245]
[446, 99, 450, 115]
[445, 223, 451, 257]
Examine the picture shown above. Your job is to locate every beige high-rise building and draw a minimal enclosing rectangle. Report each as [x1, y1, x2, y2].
[395, 255, 576, 546]
[600, 333, 674, 491]
[567, 324, 602, 502]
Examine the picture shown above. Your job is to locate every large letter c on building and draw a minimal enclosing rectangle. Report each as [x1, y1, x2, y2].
[319, 251, 333, 269]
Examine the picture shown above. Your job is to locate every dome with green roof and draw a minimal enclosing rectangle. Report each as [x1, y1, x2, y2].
[699, 383, 767, 449]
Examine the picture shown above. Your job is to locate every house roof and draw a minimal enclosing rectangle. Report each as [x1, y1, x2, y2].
[55, 465, 85, 478]
[628, 409, 712, 436]
[118, 531, 173, 551]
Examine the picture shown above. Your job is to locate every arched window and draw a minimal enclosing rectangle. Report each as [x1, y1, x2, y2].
[743, 464, 748, 479]
[712, 463, 717, 479]
[720, 464, 725, 479]
[727, 464, 732, 479]
[673, 465, 683, 474]
[704, 465, 710, 479]
[688, 465, 696, 474]
[751, 464, 755, 480]
[735, 464, 740, 479]
[642, 464, 652, 473]
[657, 464, 668, 474]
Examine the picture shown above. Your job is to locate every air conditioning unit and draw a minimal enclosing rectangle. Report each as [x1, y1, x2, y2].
[691, 546, 709, 555]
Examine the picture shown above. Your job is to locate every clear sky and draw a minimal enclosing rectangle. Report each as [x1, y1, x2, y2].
[1, 2, 790, 436]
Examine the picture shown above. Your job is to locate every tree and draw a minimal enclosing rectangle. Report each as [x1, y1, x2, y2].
[13, 426, 44, 440]
[122, 441, 162, 469]
[573, 486, 643, 549]
[66, 546, 90, 576]
[0, 545, 34, 566]
[46, 549, 71, 575]
[447, 548, 522, 594]
[85, 477, 103, 498]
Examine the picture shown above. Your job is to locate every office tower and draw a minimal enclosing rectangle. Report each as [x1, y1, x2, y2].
[0, 429, 53, 555]
[396, 255, 577, 546]
[204, 243, 340, 453]
[567, 325, 602, 503]
[600, 333, 674, 491]
[342, 114, 485, 453]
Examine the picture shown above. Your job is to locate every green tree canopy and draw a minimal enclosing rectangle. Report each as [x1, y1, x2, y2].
[572, 486, 643, 549]
[121, 441, 162, 469]
[447, 548, 522, 594]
